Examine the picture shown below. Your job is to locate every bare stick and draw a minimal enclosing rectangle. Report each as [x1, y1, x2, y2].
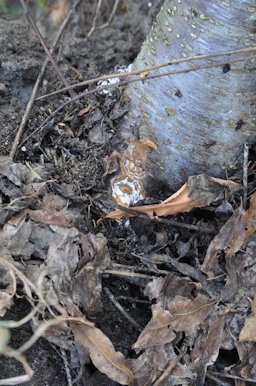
[10, 0, 81, 159]
[243, 142, 249, 209]
[206, 373, 231, 386]
[60, 348, 72, 386]
[209, 371, 256, 384]
[96, 0, 119, 31]
[21, 56, 247, 148]
[104, 269, 154, 280]
[87, 0, 102, 38]
[154, 217, 215, 234]
[36, 45, 256, 101]
[104, 288, 142, 331]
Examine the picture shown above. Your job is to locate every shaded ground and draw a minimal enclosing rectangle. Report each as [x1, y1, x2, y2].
[0, 1, 255, 386]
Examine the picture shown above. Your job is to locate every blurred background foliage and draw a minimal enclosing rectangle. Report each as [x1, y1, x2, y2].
[0, 0, 23, 15]
[0, 0, 54, 16]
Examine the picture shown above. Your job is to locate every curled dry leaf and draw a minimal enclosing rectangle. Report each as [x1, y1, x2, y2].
[78, 104, 91, 116]
[239, 295, 256, 342]
[71, 322, 133, 385]
[107, 174, 240, 218]
[202, 192, 256, 278]
[201, 205, 246, 278]
[167, 294, 215, 334]
[131, 343, 193, 386]
[133, 304, 176, 349]
[192, 315, 225, 384]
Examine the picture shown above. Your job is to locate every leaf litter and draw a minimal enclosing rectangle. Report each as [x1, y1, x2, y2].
[1, 139, 256, 386]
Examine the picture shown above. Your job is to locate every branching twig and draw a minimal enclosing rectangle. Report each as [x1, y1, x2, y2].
[87, 0, 119, 38]
[10, 0, 81, 159]
[36, 45, 256, 101]
[96, 0, 119, 31]
[87, 0, 102, 38]
[21, 56, 248, 148]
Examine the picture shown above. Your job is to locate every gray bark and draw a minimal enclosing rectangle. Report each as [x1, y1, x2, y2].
[123, 0, 256, 191]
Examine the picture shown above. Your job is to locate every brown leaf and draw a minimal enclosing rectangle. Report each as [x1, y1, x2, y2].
[239, 295, 256, 342]
[78, 104, 92, 116]
[192, 315, 225, 384]
[72, 233, 110, 314]
[201, 205, 245, 277]
[244, 191, 256, 241]
[131, 343, 193, 386]
[72, 322, 133, 385]
[25, 209, 69, 227]
[240, 317, 256, 342]
[55, 122, 74, 138]
[103, 151, 121, 176]
[107, 182, 199, 218]
[167, 294, 215, 334]
[144, 273, 196, 304]
[133, 304, 176, 349]
[188, 175, 240, 205]
[107, 174, 240, 219]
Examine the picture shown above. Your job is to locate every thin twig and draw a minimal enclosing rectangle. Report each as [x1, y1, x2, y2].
[13, 316, 93, 355]
[96, 0, 119, 31]
[116, 296, 150, 304]
[10, 0, 81, 159]
[209, 371, 256, 383]
[60, 348, 72, 386]
[19, 0, 71, 92]
[206, 373, 231, 386]
[87, 0, 102, 38]
[0, 307, 39, 329]
[104, 269, 154, 280]
[243, 142, 249, 209]
[104, 288, 142, 331]
[21, 57, 247, 148]
[36, 45, 256, 101]
[153, 217, 216, 234]
[111, 262, 169, 275]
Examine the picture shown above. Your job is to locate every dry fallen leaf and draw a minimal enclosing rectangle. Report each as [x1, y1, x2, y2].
[201, 205, 246, 277]
[103, 151, 121, 176]
[133, 304, 176, 349]
[107, 174, 240, 218]
[71, 322, 133, 385]
[78, 104, 92, 116]
[167, 294, 215, 334]
[244, 191, 256, 241]
[108, 181, 199, 218]
[239, 295, 256, 342]
[191, 315, 225, 384]
[131, 343, 192, 386]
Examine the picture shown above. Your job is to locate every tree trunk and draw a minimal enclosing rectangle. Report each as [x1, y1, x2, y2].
[123, 0, 256, 191]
